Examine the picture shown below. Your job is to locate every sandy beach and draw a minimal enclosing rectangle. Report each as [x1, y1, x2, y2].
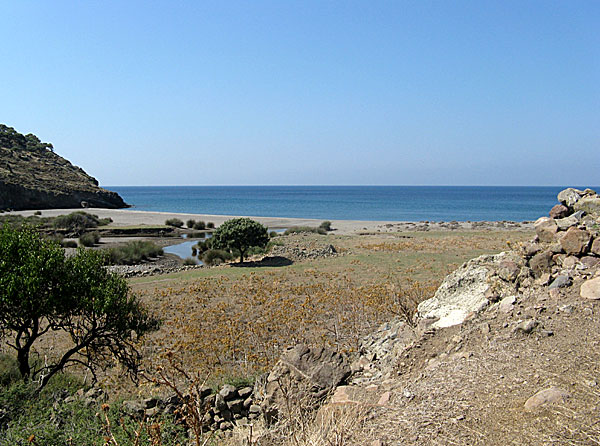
[5, 207, 533, 235]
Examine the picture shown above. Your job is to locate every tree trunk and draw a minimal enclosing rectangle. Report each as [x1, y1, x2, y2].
[17, 346, 31, 380]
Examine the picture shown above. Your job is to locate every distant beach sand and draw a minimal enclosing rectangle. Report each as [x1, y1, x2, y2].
[6, 208, 533, 235]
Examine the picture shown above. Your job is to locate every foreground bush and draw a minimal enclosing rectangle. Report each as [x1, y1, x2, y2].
[0, 365, 184, 445]
[107, 240, 164, 265]
[0, 225, 157, 389]
[193, 220, 206, 230]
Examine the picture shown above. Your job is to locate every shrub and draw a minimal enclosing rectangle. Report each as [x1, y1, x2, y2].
[202, 249, 232, 266]
[33, 211, 42, 216]
[284, 226, 327, 235]
[270, 230, 279, 238]
[186, 219, 196, 228]
[165, 218, 184, 228]
[79, 232, 100, 247]
[61, 239, 78, 248]
[196, 239, 212, 254]
[53, 211, 103, 235]
[107, 240, 164, 265]
[183, 257, 197, 266]
[193, 221, 206, 230]
[319, 221, 332, 231]
[206, 222, 215, 229]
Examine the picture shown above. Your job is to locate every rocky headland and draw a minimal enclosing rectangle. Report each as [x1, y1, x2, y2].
[0, 124, 127, 211]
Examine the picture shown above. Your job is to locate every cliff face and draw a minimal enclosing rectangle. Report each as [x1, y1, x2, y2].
[0, 125, 128, 211]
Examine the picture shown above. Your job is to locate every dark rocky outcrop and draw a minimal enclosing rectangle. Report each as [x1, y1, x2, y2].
[0, 124, 127, 210]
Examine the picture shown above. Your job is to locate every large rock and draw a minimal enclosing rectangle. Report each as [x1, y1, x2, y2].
[555, 211, 585, 230]
[524, 387, 570, 411]
[557, 188, 582, 207]
[580, 277, 600, 300]
[259, 344, 350, 423]
[417, 252, 518, 328]
[534, 217, 558, 243]
[559, 227, 591, 256]
[591, 238, 600, 256]
[574, 197, 600, 215]
[549, 204, 569, 219]
[529, 251, 554, 278]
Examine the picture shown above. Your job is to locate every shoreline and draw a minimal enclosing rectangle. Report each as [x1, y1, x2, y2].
[5, 208, 534, 235]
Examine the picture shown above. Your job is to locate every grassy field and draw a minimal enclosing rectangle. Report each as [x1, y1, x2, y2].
[120, 229, 533, 390]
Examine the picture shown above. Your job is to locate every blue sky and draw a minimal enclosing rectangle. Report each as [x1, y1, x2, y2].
[1, 1, 598, 186]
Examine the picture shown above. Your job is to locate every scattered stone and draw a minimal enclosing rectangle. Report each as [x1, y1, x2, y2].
[529, 251, 554, 278]
[534, 217, 558, 243]
[497, 261, 520, 282]
[122, 400, 145, 419]
[535, 273, 551, 286]
[559, 227, 591, 256]
[499, 295, 516, 313]
[524, 387, 571, 411]
[562, 256, 579, 269]
[238, 386, 253, 400]
[549, 275, 572, 289]
[219, 384, 238, 401]
[523, 242, 541, 257]
[516, 319, 538, 334]
[580, 277, 600, 300]
[377, 391, 391, 406]
[549, 204, 569, 219]
[581, 256, 600, 268]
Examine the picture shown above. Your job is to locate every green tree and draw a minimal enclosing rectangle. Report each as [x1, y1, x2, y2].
[210, 218, 269, 263]
[0, 225, 158, 389]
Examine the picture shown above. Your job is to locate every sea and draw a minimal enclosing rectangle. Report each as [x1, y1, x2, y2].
[107, 186, 595, 222]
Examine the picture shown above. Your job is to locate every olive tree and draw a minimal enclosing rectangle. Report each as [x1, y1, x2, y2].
[0, 225, 158, 389]
[210, 218, 269, 263]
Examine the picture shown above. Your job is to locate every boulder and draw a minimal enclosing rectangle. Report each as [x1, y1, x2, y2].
[574, 197, 600, 215]
[555, 211, 584, 230]
[580, 277, 600, 300]
[559, 227, 591, 256]
[259, 344, 350, 424]
[529, 251, 554, 278]
[534, 217, 558, 243]
[557, 188, 582, 207]
[417, 252, 518, 328]
[219, 384, 238, 401]
[591, 238, 600, 256]
[549, 204, 569, 219]
[524, 387, 570, 411]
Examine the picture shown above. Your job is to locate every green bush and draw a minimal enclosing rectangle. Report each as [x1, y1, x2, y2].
[61, 239, 78, 248]
[195, 239, 212, 254]
[202, 249, 232, 266]
[183, 257, 197, 266]
[206, 222, 215, 229]
[269, 230, 279, 238]
[33, 211, 42, 216]
[284, 226, 327, 235]
[165, 218, 184, 228]
[52, 211, 111, 235]
[186, 219, 196, 228]
[193, 221, 206, 230]
[79, 232, 100, 247]
[319, 221, 332, 231]
[107, 241, 164, 265]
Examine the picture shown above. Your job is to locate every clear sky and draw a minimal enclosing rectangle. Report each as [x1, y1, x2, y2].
[1, 1, 598, 186]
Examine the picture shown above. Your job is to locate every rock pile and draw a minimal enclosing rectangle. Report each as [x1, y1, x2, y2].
[415, 187, 600, 329]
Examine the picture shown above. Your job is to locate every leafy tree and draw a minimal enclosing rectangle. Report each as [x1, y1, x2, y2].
[0, 225, 158, 389]
[210, 218, 269, 263]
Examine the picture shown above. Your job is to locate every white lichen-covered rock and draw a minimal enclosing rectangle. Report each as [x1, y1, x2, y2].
[417, 252, 516, 329]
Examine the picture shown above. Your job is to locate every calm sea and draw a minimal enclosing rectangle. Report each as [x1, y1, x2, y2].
[106, 186, 592, 222]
